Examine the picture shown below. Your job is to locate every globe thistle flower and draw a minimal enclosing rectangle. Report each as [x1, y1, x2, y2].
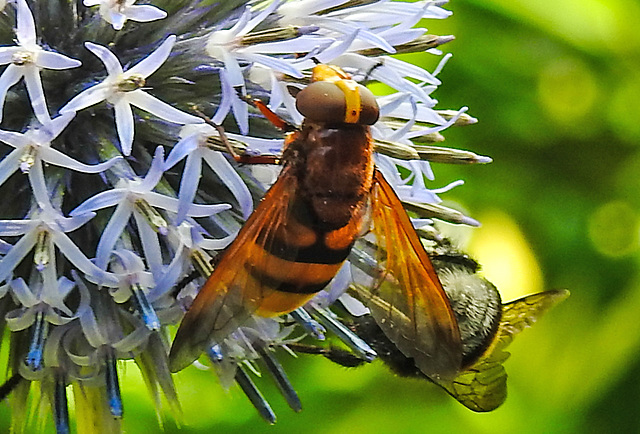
[0, 0, 491, 432]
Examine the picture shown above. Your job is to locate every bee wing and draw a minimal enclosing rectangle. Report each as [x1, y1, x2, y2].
[169, 167, 298, 373]
[437, 346, 509, 411]
[438, 289, 569, 411]
[352, 169, 462, 381]
[497, 289, 569, 348]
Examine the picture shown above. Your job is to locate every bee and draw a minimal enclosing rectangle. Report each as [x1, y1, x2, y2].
[315, 240, 570, 411]
[168, 64, 462, 378]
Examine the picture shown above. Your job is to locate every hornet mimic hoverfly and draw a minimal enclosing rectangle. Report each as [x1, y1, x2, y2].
[169, 64, 462, 381]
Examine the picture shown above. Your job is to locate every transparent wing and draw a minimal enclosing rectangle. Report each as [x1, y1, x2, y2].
[439, 289, 569, 411]
[169, 167, 298, 372]
[351, 169, 462, 381]
[439, 347, 509, 411]
[498, 289, 570, 348]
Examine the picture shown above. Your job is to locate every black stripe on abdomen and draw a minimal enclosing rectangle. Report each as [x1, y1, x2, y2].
[249, 266, 332, 294]
[264, 236, 353, 264]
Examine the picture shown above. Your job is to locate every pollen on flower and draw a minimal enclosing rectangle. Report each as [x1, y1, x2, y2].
[116, 74, 146, 92]
[11, 51, 33, 65]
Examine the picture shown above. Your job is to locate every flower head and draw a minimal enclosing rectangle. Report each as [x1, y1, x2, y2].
[0, 0, 489, 431]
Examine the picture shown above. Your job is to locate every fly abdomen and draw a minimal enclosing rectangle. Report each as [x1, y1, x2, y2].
[249, 216, 360, 316]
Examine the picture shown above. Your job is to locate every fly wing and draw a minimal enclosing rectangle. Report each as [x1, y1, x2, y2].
[438, 289, 569, 411]
[169, 167, 298, 373]
[351, 169, 462, 381]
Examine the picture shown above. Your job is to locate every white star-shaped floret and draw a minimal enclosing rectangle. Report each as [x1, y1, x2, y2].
[83, 0, 167, 31]
[0, 203, 118, 287]
[0, 0, 82, 125]
[0, 113, 122, 194]
[205, 3, 310, 88]
[70, 147, 231, 270]
[165, 123, 253, 224]
[60, 36, 203, 156]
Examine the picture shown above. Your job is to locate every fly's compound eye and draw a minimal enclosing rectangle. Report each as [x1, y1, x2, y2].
[296, 81, 380, 125]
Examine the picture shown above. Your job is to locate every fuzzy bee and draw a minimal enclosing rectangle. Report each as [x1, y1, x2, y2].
[302, 239, 569, 411]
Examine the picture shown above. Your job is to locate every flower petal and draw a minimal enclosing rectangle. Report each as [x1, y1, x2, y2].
[59, 82, 110, 114]
[51, 231, 119, 286]
[5, 307, 36, 331]
[78, 305, 107, 348]
[175, 153, 201, 224]
[127, 35, 176, 78]
[134, 212, 163, 277]
[70, 189, 127, 216]
[40, 147, 123, 173]
[0, 65, 24, 121]
[164, 132, 199, 171]
[202, 151, 252, 219]
[35, 51, 82, 70]
[199, 233, 236, 251]
[85, 42, 123, 76]
[27, 160, 53, 209]
[240, 52, 303, 79]
[109, 11, 127, 31]
[0, 46, 22, 65]
[144, 191, 231, 216]
[23, 67, 51, 125]
[0, 231, 37, 283]
[15, 0, 37, 46]
[112, 325, 151, 354]
[125, 5, 168, 23]
[46, 112, 77, 138]
[126, 90, 202, 124]
[9, 278, 38, 307]
[137, 146, 165, 192]
[114, 98, 134, 155]
[0, 149, 21, 187]
[95, 202, 132, 270]
[0, 218, 38, 236]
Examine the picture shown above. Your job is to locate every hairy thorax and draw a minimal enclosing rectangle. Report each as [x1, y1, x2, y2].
[293, 121, 375, 230]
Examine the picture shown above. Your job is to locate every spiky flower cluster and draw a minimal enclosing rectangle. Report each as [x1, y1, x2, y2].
[0, 0, 488, 432]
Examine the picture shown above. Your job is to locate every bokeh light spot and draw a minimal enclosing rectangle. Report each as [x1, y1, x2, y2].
[537, 57, 597, 128]
[588, 200, 639, 257]
[607, 75, 640, 142]
[466, 210, 543, 301]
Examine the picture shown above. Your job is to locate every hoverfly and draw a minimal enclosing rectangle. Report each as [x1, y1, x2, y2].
[311, 240, 569, 411]
[168, 63, 462, 379]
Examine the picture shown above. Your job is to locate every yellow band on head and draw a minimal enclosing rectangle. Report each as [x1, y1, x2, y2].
[310, 64, 362, 123]
[311, 64, 350, 83]
[336, 79, 361, 123]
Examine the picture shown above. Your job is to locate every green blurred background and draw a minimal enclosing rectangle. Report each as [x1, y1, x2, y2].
[125, 0, 640, 432]
[6, 0, 640, 432]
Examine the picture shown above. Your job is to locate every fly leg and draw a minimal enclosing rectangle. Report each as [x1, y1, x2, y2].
[191, 105, 282, 165]
[236, 91, 299, 134]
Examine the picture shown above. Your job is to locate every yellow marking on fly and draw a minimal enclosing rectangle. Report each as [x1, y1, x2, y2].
[336, 79, 361, 123]
[311, 64, 362, 123]
[311, 64, 350, 82]
[256, 291, 318, 317]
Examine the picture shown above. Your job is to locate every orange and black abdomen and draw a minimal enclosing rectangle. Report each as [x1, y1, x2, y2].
[250, 122, 374, 316]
